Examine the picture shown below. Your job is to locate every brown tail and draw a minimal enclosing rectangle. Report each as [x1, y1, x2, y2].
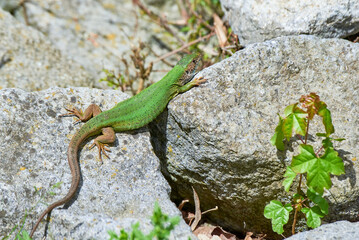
[29, 200, 67, 238]
[30, 134, 82, 238]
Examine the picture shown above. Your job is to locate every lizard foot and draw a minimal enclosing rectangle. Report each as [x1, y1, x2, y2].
[90, 141, 111, 162]
[192, 76, 207, 86]
[89, 127, 116, 162]
[60, 104, 102, 123]
[60, 107, 84, 124]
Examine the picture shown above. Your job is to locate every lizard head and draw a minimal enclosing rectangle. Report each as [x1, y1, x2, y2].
[177, 52, 202, 86]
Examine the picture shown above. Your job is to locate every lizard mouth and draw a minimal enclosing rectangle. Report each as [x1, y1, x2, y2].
[180, 53, 202, 85]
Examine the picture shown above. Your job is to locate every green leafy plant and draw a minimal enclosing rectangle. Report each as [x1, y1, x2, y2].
[264, 93, 345, 235]
[108, 202, 180, 240]
[100, 43, 153, 95]
[133, 0, 241, 61]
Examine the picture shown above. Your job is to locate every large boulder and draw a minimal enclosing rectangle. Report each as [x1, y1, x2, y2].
[0, 87, 194, 239]
[221, 0, 359, 45]
[286, 221, 359, 240]
[152, 35, 359, 238]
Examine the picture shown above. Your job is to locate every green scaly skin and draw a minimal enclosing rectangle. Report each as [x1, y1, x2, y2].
[29, 53, 205, 238]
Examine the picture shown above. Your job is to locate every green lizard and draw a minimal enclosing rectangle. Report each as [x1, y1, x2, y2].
[29, 53, 206, 238]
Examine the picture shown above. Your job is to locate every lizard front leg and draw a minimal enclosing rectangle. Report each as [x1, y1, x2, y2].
[179, 76, 207, 93]
[60, 103, 102, 123]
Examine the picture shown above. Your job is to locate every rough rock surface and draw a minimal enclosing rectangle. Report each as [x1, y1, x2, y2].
[0, 87, 194, 239]
[151, 35, 359, 238]
[221, 0, 359, 45]
[286, 221, 359, 240]
[3, 0, 186, 84]
[0, 8, 93, 91]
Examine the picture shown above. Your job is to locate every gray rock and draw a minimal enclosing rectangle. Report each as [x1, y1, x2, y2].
[0, 87, 194, 239]
[7, 0, 186, 86]
[151, 35, 359, 238]
[0, 8, 93, 91]
[221, 0, 359, 45]
[286, 221, 359, 240]
[0, 0, 21, 12]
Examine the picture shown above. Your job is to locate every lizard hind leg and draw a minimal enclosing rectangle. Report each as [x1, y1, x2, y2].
[61, 103, 102, 123]
[89, 127, 116, 162]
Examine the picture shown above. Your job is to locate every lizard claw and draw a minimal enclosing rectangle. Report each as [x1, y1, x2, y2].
[192, 76, 207, 86]
[90, 141, 111, 162]
[60, 107, 83, 120]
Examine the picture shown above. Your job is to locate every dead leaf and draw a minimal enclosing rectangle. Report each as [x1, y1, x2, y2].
[213, 13, 228, 48]
[191, 186, 202, 231]
[194, 225, 239, 240]
[244, 232, 253, 240]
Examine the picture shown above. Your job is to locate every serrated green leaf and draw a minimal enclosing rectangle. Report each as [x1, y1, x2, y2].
[307, 188, 329, 214]
[264, 200, 293, 234]
[301, 206, 325, 228]
[283, 114, 294, 140]
[306, 160, 332, 194]
[321, 147, 345, 176]
[283, 166, 296, 192]
[291, 145, 330, 194]
[284, 104, 296, 117]
[291, 145, 344, 194]
[271, 115, 285, 150]
[318, 105, 334, 136]
[282, 104, 307, 140]
[291, 145, 318, 174]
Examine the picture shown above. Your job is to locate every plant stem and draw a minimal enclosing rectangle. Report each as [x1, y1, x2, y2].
[292, 207, 299, 235]
[297, 174, 303, 194]
[305, 119, 310, 144]
[315, 146, 323, 157]
[292, 119, 310, 235]
[291, 173, 302, 235]
[293, 119, 310, 235]
[298, 135, 305, 144]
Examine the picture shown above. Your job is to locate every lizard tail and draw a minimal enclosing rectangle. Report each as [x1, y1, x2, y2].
[29, 199, 71, 238]
[29, 130, 85, 238]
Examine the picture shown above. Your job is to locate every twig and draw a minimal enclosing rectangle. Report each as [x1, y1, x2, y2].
[202, 206, 218, 214]
[154, 32, 215, 63]
[19, 0, 29, 25]
[132, 0, 185, 44]
[187, 0, 214, 31]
